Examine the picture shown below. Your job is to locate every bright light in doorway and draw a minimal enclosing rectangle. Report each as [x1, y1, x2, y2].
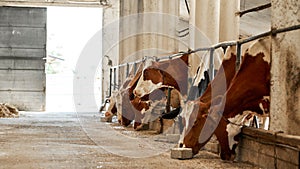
[46, 7, 102, 112]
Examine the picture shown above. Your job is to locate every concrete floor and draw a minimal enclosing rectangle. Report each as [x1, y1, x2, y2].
[0, 74, 261, 168]
[0, 111, 261, 169]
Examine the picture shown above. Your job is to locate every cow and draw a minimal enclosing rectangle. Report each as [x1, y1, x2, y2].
[132, 51, 222, 123]
[179, 37, 271, 161]
[105, 56, 184, 130]
[102, 63, 145, 126]
[128, 54, 190, 129]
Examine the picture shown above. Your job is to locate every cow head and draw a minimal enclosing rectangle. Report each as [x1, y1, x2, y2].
[178, 96, 223, 155]
[133, 53, 189, 98]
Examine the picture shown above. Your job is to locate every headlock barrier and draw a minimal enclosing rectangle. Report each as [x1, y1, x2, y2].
[108, 24, 300, 98]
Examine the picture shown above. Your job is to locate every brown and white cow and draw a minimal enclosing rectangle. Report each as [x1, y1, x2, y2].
[106, 55, 186, 129]
[179, 37, 271, 160]
[128, 54, 189, 129]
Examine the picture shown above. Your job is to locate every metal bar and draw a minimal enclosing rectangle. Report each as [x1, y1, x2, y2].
[48, 55, 65, 61]
[184, 0, 190, 14]
[239, 31, 271, 44]
[110, 24, 300, 73]
[177, 27, 189, 33]
[126, 63, 129, 78]
[209, 48, 215, 81]
[239, 24, 300, 45]
[212, 41, 237, 49]
[272, 24, 300, 35]
[113, 68, 117, 90]
[110, 58, 144, 69]
[178, 31, 189, 38]
[236, 42, 242, 71]
[237, 3, 271, 17]
[133, 62, 137, 74]
[109, 68, 112, 97]
[166, 87, 172, 113]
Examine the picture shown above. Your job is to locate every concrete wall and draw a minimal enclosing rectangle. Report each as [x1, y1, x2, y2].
[0, 7, 46, 111]
[270, 0, 300, 135]
[238, 128, 300, 169]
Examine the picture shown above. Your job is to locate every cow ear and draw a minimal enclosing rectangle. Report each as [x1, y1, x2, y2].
[180, 53, 189, 65]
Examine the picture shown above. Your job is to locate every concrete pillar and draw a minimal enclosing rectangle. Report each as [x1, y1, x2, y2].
[219, 0, 240, 41]
[195, 0, 220, 45]
[189, 0, 220, 77]
[188, 0, 199, 77]
[119, 0, 140, 63]
[102, 0, 120, 100]
[270, 0, 300, 135]
[140, 0, 159, 57]
[161, 0, 179, 54]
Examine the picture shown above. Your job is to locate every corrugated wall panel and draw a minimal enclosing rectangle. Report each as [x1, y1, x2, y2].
[0, 6, 46, 111]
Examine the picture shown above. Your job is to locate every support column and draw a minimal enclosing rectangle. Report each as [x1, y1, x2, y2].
[219, 0, 240, 42]
[189, 0, 220, 77]
[270, 0, 300, 135]
[102, 0, 120, 100]
[119, 0, 139, 63]
[188, 0, 199, 77]
[140, 0, 159, 57]
[194, 0, 220, 45]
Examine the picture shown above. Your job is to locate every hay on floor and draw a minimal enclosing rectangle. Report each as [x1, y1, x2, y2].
[0, 103, 19, 118]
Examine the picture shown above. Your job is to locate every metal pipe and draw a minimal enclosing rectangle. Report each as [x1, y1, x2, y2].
[209, 48, 215, 81]
[133, 62, 137, 74]
[237, 3, 271, 17]
[177, 27, 189, 33]
[113, 68, 117, 90]
[109, 68, 112, 97]
[126, 63, 129, 77]
[166, 87, 171, 113]
[110, 24, 300, 74]
[236, 42, 242, 71]
[184, 0, 190, 14]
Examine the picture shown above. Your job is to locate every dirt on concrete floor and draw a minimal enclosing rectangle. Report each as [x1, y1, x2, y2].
[0, 112, 260, 169]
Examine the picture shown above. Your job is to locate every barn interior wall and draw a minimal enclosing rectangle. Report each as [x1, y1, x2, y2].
[270, 0, 300, 136]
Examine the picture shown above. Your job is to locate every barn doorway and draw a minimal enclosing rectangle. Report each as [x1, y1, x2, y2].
[46, 7, 102, 112]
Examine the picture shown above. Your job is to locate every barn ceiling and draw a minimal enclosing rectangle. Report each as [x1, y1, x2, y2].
[0, 0, 110, 7]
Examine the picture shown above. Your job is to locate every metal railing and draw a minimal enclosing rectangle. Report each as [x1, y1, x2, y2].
[108, 23, 300, 97]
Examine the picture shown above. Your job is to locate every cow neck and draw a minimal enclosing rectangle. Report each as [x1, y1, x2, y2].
[222, 116, 245, 127]
[223, 53, 270, 118]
